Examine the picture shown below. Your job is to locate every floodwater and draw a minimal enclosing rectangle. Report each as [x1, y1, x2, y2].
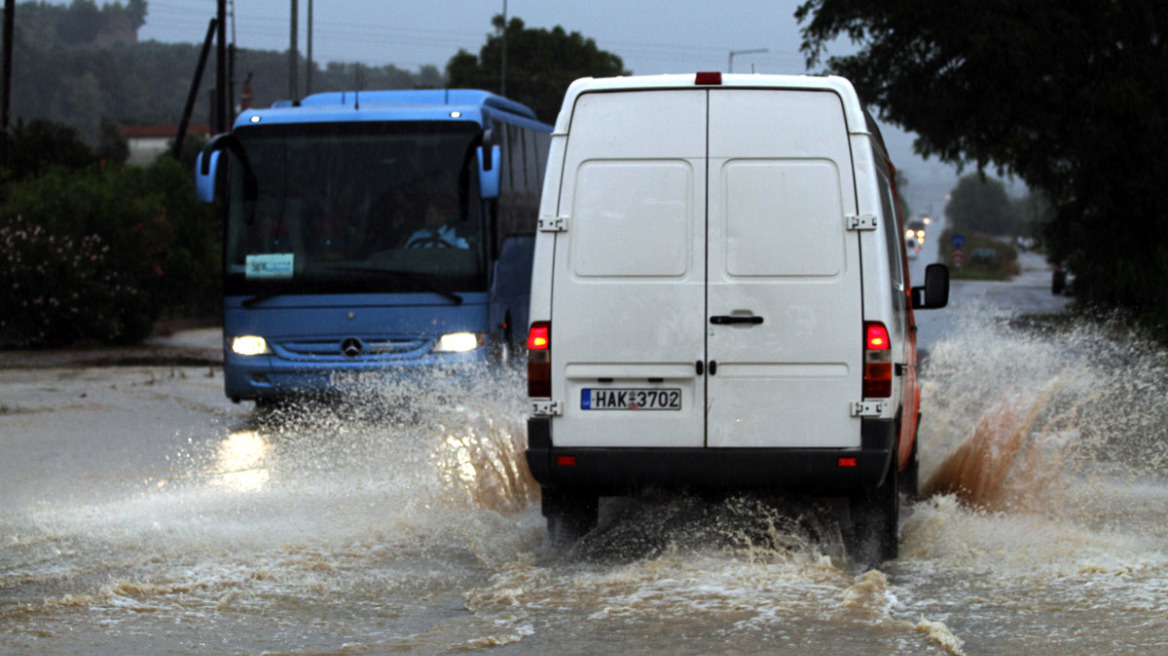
[2, 307, 1168, 655]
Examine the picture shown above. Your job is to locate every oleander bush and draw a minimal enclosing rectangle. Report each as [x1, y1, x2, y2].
[0, 125, 219, 347]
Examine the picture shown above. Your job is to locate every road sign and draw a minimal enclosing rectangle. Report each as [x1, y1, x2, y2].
[952, 233, 965, 249]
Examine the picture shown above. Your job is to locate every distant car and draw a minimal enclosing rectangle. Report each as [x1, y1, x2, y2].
[1052, 262, 1075, 295]
[905, 236, 920, 259]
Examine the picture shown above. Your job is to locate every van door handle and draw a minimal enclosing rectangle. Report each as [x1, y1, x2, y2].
[710, 315, 764, 325]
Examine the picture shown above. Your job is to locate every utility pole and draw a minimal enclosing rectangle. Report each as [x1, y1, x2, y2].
[174, 18, 218, 161]
[227, 0, 236, 125]
[1, 0, 14, 166]
[216, 0, 227, 133]
[289, 0, 299, 103]
[306, 0, 313, 96]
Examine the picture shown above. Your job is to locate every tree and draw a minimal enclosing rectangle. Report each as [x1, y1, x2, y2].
[1013, 191, 1052, 242]
[6, 39, 443, 145]
[446, 15, 629, 122]
[894, 169, 911, 222]
[2, 118, 96, 182]
[57, 0, 102, 45]
[97, 119, 129, 165]
[945, 175, 1017, 237]
[796, 1, 1168, 332]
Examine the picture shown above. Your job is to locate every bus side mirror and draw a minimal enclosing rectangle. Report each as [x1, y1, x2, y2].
[478, 144, 501, 199]
[195, 150, 219, 204]
[196, 132, 258, 209]
[912, 263, 950, 309]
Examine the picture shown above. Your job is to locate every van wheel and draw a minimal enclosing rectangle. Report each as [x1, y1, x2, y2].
[542, 487, 598, 549]
[848, 463, 900, 567]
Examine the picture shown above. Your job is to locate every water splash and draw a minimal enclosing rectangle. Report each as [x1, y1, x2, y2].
[918, 307, 1168, 514]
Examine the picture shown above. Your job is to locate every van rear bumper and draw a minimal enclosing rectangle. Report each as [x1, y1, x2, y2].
[525, 418, 897, 496]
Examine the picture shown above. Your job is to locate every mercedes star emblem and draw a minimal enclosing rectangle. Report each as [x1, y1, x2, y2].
[341, 337, 363, 358]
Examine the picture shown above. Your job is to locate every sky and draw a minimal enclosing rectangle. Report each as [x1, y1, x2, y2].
[130, 0, 964, 216]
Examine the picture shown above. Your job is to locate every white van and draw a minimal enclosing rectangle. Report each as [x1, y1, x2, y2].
[524, 73, 949, 564]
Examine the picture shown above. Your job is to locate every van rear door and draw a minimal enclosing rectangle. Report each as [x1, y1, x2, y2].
[705, 89, 862, 448]
[550, 90, 707, 448]
[549, 85, 862, 450]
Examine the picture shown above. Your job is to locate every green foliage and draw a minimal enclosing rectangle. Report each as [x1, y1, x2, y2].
[797, 0, 1168, 329]
[1012, 191, 1052, 242]
[0, 212, 139, 345]
[3, 118, 97, 182]
[894, 169, 911, 220]
[446, 15, 630, 122]
[945, 174, 1018, 236]
[97, 119, 129, 166]
[7, 31, 440, 145]
[937, 229, 1019, 281]
[163, 131, 208, 173]
[13, 0, 147, 47]
[0, 130, 219, 347]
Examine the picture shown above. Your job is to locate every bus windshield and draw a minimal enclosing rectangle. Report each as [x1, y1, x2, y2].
[224, 121, 487, 297]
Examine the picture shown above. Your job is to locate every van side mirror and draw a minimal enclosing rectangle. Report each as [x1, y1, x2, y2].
[478, 144, 501, 199]
[912, 263, 950, 309]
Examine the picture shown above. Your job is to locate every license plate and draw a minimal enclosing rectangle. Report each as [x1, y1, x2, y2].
[582, 388, 681, 411]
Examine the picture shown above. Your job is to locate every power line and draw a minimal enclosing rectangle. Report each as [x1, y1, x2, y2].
[140, 4, 809, 74]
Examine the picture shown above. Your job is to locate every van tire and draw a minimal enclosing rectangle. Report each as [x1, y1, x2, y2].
[848, 463, 900, 567]
[542, 487, 598, 549]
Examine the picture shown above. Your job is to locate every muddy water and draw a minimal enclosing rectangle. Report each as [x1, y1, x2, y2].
[3, 310, 1168, 655]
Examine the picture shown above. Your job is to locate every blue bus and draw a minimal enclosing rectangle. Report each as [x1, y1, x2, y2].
[196, 90, 552, 403]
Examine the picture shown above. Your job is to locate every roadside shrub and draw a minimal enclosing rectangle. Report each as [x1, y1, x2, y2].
[4, 118, 97, 183]
[0, 214, 139, 345]
[0, 159, 219, 347]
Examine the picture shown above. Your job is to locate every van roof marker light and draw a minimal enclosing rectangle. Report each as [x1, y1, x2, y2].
[695, 72, 722, 85]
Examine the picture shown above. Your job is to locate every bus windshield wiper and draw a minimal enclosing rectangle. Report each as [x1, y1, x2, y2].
[241, 280, 332, 308]
[241, 290, 285, 308]
[323, 267, 464, 304]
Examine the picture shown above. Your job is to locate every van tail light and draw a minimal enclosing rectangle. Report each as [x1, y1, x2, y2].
[863, 322, 893, 398]
[695, 71, 722, 85]
[527, 321, 551, 397]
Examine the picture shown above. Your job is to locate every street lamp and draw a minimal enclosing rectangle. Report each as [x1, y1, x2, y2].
[728, 48, 768, 73]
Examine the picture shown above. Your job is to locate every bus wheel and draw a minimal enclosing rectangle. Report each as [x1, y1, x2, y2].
[848, 463, 900, 567]
[542, 487, 598, 550]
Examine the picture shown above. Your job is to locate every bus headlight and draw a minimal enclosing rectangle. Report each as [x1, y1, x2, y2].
[432, 332, 485, 353]
[230, 335, 271, 356]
